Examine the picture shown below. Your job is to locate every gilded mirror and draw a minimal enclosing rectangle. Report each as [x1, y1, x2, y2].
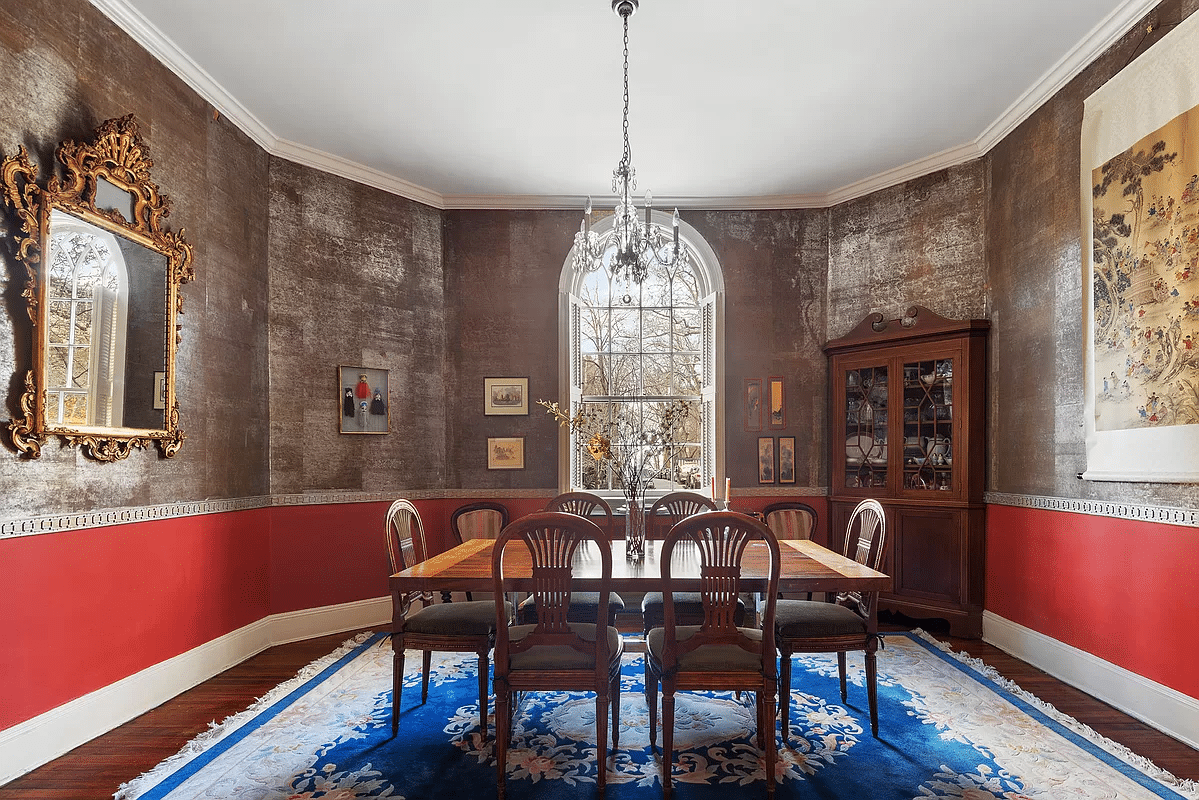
[3, 115, 194, 461]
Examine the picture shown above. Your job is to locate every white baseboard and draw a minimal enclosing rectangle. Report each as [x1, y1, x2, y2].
[0, 596, 390, 786]
[982, 611, 1199, 751]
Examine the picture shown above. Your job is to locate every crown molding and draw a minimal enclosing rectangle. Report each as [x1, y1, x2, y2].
[973, 0, 1161, 154]
[89, 0, 1161, 213]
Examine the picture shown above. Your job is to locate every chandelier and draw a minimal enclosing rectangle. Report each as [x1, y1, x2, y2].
[573, 0, 683, 286]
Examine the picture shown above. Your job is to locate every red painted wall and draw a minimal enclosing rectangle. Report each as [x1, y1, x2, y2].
[986, 504, 1199, 699]
[1, 510, 271, 730]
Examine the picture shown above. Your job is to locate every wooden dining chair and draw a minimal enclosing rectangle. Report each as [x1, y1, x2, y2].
[762, 501, 819, 600]
[640, 492, 746, 635]
[491, 511, 624, 800]
[386, 499, 512, 738]
[449, 500, 509, 601]
[515, 492, 625, 626]
[774, 497, 886, 741]
[644, 511, 781, 800]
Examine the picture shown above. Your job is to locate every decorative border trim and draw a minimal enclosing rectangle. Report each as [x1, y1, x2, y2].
[6, 488, 1195, 540]
[985, 491, 1199, 528]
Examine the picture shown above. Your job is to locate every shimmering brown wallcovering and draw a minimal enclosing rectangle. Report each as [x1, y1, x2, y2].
[987, 0, 1199, 506]
[0, 0, 272, 518]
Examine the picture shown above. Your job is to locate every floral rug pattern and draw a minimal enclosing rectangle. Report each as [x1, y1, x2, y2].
[115, 631, 1199, 800]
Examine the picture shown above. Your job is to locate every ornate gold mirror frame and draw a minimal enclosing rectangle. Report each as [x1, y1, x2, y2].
[2, 115, 194, 461]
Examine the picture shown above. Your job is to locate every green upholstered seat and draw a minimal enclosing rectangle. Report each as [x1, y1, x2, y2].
[517, 591, 626, 625]
[775, 599, 867, 638]
[506, 622, 624, 671]
[403, 600, 513, 636]
[646, 624, 763, 672]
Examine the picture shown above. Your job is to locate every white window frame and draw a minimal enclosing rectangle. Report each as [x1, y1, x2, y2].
[557, 210, 725, 502]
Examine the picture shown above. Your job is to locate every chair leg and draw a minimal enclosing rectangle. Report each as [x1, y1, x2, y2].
[421, 650, 432, 704]
[837, 651, 848, 701]
[391, 638, 404, 737]
[478, 651, 490, 737]
[495, 682, 509, 800]
[779, 646, 793, 745]
[662, 683, 676, 800]
[611, 670, 621, 749]
[764, 676, 777, 798]
[596, 689, 609, 794]
[644, 660, 658, 750]
[866, 648, 879, 737]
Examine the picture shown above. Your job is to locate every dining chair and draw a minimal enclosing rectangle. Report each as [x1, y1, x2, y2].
[449, 500, 509, 601]
[774, 497, 886, 741]
[640, 492, 746, 635]
[762, 501, 819, 600]
[515, 491, 626, 626]
[644, 511, 781, 800]
[386, 499, 512, 738]
[491, 511, 624, 800]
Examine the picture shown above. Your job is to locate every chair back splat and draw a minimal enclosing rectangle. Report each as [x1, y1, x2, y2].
[491, 511, 623, 799]
[645, 511, 781, 799]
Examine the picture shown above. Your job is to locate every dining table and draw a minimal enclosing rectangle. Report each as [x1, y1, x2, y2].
[390, 535, 892, 632]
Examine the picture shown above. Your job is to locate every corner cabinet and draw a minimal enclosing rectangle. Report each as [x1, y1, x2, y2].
[826, 307, 989, 638]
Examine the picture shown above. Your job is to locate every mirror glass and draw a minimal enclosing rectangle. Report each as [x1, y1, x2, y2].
[43, 209, 168, 432]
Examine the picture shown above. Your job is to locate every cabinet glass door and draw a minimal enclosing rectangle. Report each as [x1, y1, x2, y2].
[901, 357, 954, 492]
[844, 365, 888, 489]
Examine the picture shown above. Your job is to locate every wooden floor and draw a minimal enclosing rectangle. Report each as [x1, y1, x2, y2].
[2, 625, 1195, 799]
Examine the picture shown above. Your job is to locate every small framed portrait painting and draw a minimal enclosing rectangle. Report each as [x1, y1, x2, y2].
[339, 366, 389, 434]
[778, 436, 796, 484]
[745, 378, 763, 431]
[757, 437, 776, 484]
[484, 377, 529, 415]
[768, 376, 786, 428]
[488, 437, 525, 469]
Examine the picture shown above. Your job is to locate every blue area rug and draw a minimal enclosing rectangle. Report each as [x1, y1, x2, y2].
[115, 631, 1198, 799]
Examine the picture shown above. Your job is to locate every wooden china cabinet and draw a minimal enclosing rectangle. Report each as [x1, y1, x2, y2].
[825, 307, 989, 638]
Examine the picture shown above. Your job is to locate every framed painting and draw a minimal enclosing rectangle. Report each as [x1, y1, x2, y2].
[339, 366, 390, 434]
[488, 437, 525, 469]
[757, 437, 775, 484]
[768, 376, 786, 428]
[484, 377, 529, 415]
[1080, 13, 1199, 482]
[744, 378, 763, 431]
[778, 436, 796, 484]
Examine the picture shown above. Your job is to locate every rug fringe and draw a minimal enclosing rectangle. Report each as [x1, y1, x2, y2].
[112, 631, 383, 800]
[906, 629, 1199, 799]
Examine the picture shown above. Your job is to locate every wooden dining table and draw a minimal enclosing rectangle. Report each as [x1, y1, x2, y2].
[390, 536, 892, 630]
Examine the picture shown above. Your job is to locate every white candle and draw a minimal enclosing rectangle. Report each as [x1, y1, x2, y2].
[724, 478, 731, 502]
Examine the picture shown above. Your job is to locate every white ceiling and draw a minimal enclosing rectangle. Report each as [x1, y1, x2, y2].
[95, 0, 1159, 209]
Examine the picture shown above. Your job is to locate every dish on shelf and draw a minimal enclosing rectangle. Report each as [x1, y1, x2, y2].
[846, 434, 886, 465]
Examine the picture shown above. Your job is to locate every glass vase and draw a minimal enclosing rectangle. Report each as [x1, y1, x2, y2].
[624, 495, 646, 560]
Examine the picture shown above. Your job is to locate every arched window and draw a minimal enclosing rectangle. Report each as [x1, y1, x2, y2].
[44, 210, 130, 427]
[559, 211, 724, 499]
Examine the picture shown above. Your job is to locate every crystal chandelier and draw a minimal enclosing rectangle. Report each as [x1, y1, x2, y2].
[573, 0, 682, 286]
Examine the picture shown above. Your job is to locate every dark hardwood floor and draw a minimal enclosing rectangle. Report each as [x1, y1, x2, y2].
[2, 625, 1195, 799]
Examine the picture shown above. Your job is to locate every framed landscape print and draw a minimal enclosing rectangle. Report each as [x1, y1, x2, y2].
[339, 366, 389, 434]
[778, 436, 796, 483]
[488, 437, 525, 469]
[744, 379, 763, 431]
[484, 377, 529, 415]
[757, 437, 775, 484]
[768, 376, 786, 428]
